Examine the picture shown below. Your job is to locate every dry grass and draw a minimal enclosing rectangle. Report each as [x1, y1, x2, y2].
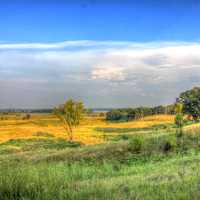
[0, 114, 174, 145]
[184, 122, 200, 135]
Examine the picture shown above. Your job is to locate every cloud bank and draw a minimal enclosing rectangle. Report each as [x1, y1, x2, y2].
[0, 40, 200, 108]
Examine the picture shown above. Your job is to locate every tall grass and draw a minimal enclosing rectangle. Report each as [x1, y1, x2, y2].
[1, 151, 200, 200]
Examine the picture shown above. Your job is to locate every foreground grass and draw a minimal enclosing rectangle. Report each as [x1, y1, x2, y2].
[1, 151, 200, 200]
[0, 114, 200, 199]
[1, 127, 200, 199]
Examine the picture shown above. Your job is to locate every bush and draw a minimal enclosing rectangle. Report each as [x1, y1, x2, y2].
[22, 114, 31, 120]
[160, 140, 173, 153]
[128, 137, 143, 153]
[121, 135, 129, 140]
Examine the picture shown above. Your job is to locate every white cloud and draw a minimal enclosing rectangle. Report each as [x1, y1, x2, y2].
[91, 66, 125, 81]
[1, 40, 200, 108]
[0, 40, 137, 49]
[0, 40, 92, 49]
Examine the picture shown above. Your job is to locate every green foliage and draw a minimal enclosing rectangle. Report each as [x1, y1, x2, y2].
[120, 135, 129, 140]
[174, 102, 184, 137]
[54, 99, 84, 140]
[128, 137, 143, 153]
[106, 105, 175, 122]
[160, 140, 173, 153]
[175, 113, 184, 128]
[175, 102, 183, 114]
[106, 109, 127, 121]
[179, 86, 200, 121]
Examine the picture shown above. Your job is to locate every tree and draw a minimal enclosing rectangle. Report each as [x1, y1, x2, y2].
[106, 109, 125, 121]
[179, 87, 200, 121]
[54, 99, 84, 141]
[152, 105, 165, 115]
[175, 102, 184, 137]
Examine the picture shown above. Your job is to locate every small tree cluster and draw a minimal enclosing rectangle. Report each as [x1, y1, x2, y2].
[106, 105, 175, 122]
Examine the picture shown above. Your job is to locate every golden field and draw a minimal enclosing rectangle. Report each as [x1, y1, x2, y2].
[0, 114, 175, 145]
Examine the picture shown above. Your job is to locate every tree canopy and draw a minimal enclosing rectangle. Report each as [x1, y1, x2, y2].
[106, 105, 175, 122]
[179, 87, 200, 121]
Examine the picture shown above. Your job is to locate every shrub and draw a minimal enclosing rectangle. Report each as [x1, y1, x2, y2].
[22, 114, 31, 120]
[121, 135, 129, 140]
[128, 137, 143, 153]
[160, 140, 173, 153]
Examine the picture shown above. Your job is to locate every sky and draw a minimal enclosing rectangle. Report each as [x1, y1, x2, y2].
[1, 0, 200, 108]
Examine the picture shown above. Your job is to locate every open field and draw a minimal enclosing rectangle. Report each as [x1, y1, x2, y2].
[0, 114, 174, 145]
[0, 114, 174, 144]
[1, 113, 200, 199]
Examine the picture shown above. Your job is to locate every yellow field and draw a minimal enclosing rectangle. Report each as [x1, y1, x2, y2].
[0, 114, 175, 145]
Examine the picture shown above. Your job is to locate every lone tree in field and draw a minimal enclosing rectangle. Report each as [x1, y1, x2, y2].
[54, 99, 84, 141]
[179, 87, 200, 121]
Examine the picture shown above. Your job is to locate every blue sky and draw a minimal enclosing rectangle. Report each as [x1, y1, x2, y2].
[1, 1, 200, 108]
[1, 0, 200, 42]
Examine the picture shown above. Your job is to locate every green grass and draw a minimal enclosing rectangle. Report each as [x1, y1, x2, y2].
[95, 123, 176, 142]
[1, 151, 200, 200]
[1, 123, 200, 199]
[95, 123, 173, 133]
[0, 138, 82, 155]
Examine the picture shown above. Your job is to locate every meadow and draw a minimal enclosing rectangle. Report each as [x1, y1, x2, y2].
[0, 113, 200, 199]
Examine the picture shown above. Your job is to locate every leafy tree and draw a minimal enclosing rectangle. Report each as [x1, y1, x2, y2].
[127, 109, 136, 121]
[152, 105, 166, 115]
[175, 102, 184, 136]
[179, 87, 200, 121]
[54, 99, 84, 141]
[106, 109, 127, 121]
[165, 104, 175, 115]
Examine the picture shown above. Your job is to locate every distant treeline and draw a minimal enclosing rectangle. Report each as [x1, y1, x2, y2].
[0, 105, 175, 120]
[0, 109, 53, 114]
[106, 105, 175, 121]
